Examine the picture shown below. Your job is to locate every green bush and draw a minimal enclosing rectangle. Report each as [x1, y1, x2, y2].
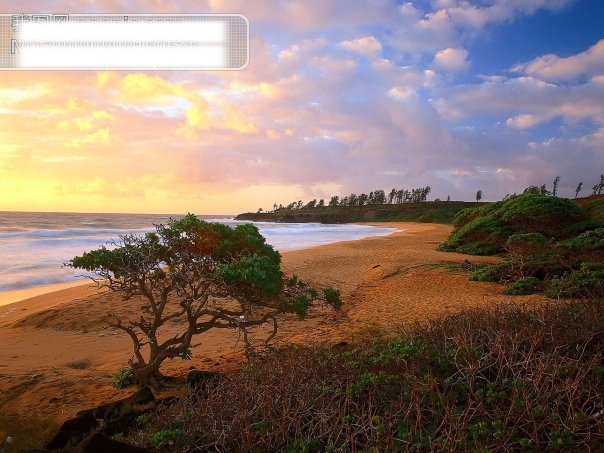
[438, 216, 511, 255]
[469, 265, 498, 282]
[439, 194, 591, 256]
[563, 220, 604, 237]
[555, 228, 604, 265]
[111, 368, 134, 389]
[504, 277, 541, 295]
[498, 194, 587, 238]
[416, 214, 434, 223]
[546, 263, 604, 298]
[452, 206, 482, 228]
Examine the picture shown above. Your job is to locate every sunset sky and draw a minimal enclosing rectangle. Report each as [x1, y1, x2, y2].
[1, 0, 603, 214]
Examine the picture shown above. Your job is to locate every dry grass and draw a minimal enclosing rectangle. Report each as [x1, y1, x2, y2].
[125, 297, 603, 452]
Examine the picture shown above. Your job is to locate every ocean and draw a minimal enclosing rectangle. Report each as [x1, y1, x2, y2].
[0, 211, 399, 295]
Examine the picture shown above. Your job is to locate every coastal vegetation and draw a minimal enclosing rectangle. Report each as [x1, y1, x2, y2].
[15, 191, 603, 451]
[438, 194, 604, 297]
[121, 298, 603, 452]
[85, 193, 601, 452]
[68, 214, 341, 387]
[237, 185, 480, 224]
[238, 178, 604, 225]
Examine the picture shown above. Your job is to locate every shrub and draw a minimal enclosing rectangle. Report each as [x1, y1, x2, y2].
[124, 299, 604, 452]
[69, 214, 341, 386]
[439, 194, 590, 256]
[111, 368, 134, 389]
[469, 265, 498, 282]
[498, 194, 587, 238]
[417, 213, 434, 223]
[546, 263, 604, 298]
[555, 228, 604, 265]
[438, 216, 511, 255]
[563, 219, 604, 237]
[504, 277, 541, 295]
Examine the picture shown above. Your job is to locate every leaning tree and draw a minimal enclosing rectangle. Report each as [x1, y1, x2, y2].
[68, 214, 341, 386]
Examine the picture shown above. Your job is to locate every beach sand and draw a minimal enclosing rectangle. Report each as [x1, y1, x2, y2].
[0, 222, 549, 441]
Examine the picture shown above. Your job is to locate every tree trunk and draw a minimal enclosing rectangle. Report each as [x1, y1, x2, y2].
[132, 363, 164, 388]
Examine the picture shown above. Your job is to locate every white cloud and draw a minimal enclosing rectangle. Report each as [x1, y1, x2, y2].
[432, 47, 470, 72]
[513, 39, 604, 82]
[506, 113, 542, 129]
[339, 36, 383, 58]
[390, 0, 575, 53]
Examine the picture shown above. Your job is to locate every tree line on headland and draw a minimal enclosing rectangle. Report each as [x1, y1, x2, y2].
[267, 174, 604, 215]
[237, 174, 604, 224]
[269, 185, 433, 214]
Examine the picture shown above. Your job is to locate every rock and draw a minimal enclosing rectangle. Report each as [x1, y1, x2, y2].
[44, 412, 98, 450]
[77, 386, 155, 420]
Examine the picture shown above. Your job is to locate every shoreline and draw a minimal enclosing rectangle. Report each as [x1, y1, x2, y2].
[0, 222, 550, 442]
[0, 281, 99, 308]
[0, 222, 403, 308]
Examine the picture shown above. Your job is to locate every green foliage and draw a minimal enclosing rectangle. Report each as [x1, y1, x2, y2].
[505, 232, 549, 256]
[148, 428, 183, 450]
[555, 228, 604, 265]
[111, 368, 134, 389]
[546, 263, 604, 298]
[440, 195, 604, 298]
[416, 213, 434, 223]
[439, 215, 512, 255]
[285, 295, 312, 319]
[440, 194, 590, 255]
[216, 254, 284, 297]
[286, 438, 323, 453]
[322, 287, 342, 309]
[469, 265, 498, 282]
[237, 200, 483, 225]
[69, 214, 340, 386]
[452, 206, 481, 228]
[500, 194, 587, 237]
[504, 277, 541, 295]
[562, 219, 604, 237]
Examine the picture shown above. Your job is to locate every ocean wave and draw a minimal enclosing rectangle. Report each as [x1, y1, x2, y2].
[0, 213, 400, 294]
[0, 227, 154, 240]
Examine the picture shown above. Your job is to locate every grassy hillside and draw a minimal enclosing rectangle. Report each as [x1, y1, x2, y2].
[236, 201, 485, 224]
[237, 195, 604, 227]
[575, 194, 604, 222]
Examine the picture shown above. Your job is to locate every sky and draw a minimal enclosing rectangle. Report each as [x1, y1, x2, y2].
[1, 0, 603, 214]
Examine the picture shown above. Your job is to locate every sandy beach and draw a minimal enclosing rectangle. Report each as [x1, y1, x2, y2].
[0, 222, 550, 441]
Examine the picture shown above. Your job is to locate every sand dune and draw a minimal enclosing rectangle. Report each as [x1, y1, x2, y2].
[0, 222, 549, 439]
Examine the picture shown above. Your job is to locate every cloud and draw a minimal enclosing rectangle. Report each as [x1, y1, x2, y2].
[0, 0, 601, 213]
[432, 48, 470, 72]
[433, 64, 604, 130]
[390, 0, 574, 53]
[506, 114, 542, 129]
[69, 128, 112, 148]
[0, 84, 49, 104]
[513, 39, 604, 82]
[339, 36, 383, 58]
[117, 73, 190, 104]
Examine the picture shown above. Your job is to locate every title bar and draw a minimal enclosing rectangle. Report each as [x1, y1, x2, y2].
[0, 14, 249, 70]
